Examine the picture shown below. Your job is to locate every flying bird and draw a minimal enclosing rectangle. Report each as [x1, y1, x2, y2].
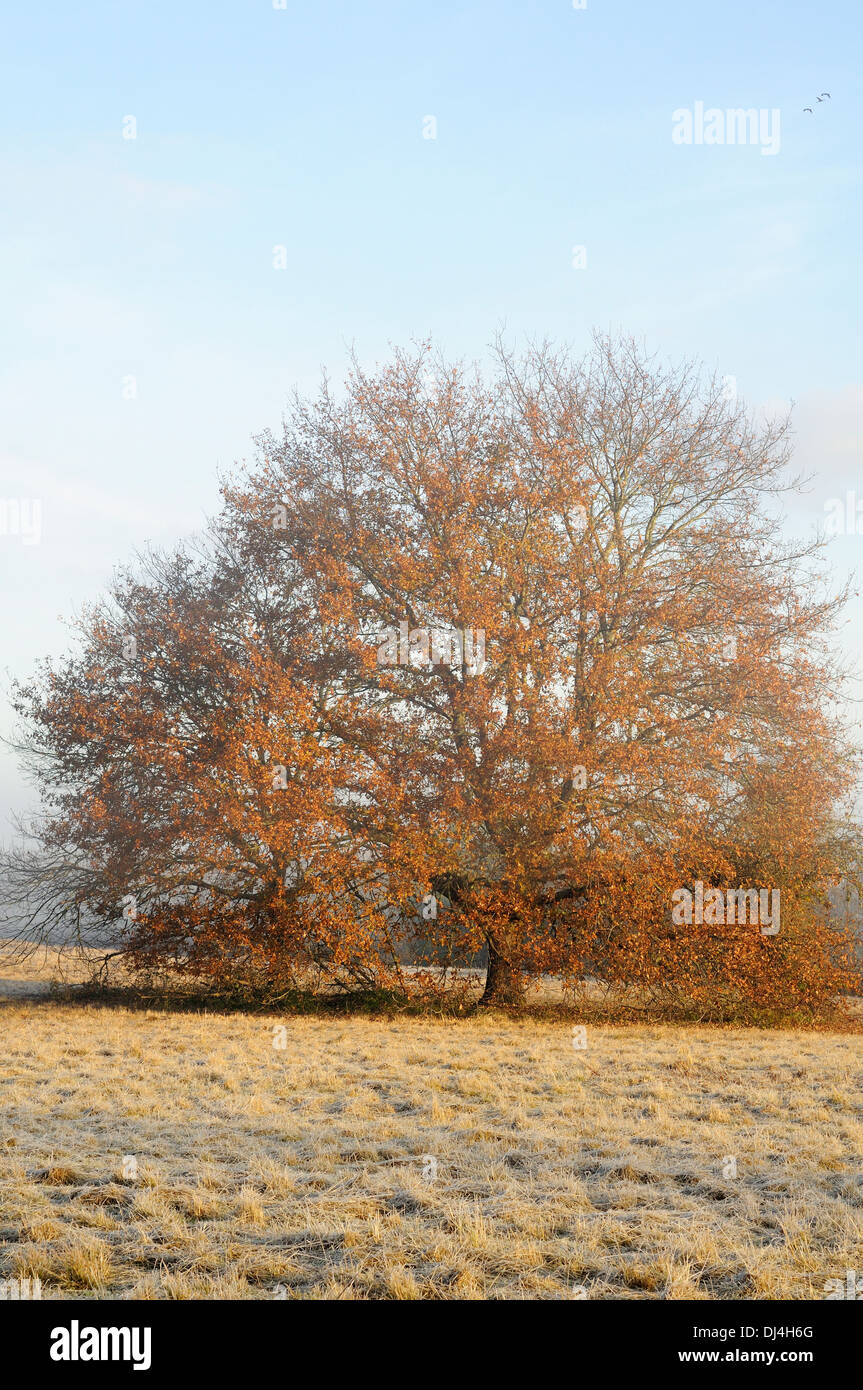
[804, 106, 813, 113]
[818, 92, 831, 99]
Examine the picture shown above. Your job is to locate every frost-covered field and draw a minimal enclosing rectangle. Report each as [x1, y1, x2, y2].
[2, 984, 861, 1300]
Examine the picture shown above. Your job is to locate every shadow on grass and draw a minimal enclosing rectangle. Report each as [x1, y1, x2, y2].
[32, 977, 863, 1031]
[44, 978, 472, 1019]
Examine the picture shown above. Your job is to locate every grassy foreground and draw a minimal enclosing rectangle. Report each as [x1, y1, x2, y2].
[2, 987, 862, 1299]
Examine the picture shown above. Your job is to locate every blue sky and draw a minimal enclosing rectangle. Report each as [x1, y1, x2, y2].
[1, 0, 861, 824]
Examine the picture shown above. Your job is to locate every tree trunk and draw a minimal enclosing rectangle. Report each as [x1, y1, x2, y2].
[479, 934, 525, 1006]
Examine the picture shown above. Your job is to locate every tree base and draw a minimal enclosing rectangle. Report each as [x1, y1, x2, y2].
[479, 941, 525, 1007]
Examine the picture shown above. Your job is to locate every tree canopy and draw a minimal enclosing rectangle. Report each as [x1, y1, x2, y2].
[5, 335, 861, 1018]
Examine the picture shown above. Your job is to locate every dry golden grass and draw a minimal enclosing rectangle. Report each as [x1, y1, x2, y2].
[2, 977, 862, 1300]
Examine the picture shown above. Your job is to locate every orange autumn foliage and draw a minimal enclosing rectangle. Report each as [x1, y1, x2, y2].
[9, 336, 862, 1019]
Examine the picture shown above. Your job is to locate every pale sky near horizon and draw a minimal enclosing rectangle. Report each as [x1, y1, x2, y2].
[1, 0, 862, 832]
